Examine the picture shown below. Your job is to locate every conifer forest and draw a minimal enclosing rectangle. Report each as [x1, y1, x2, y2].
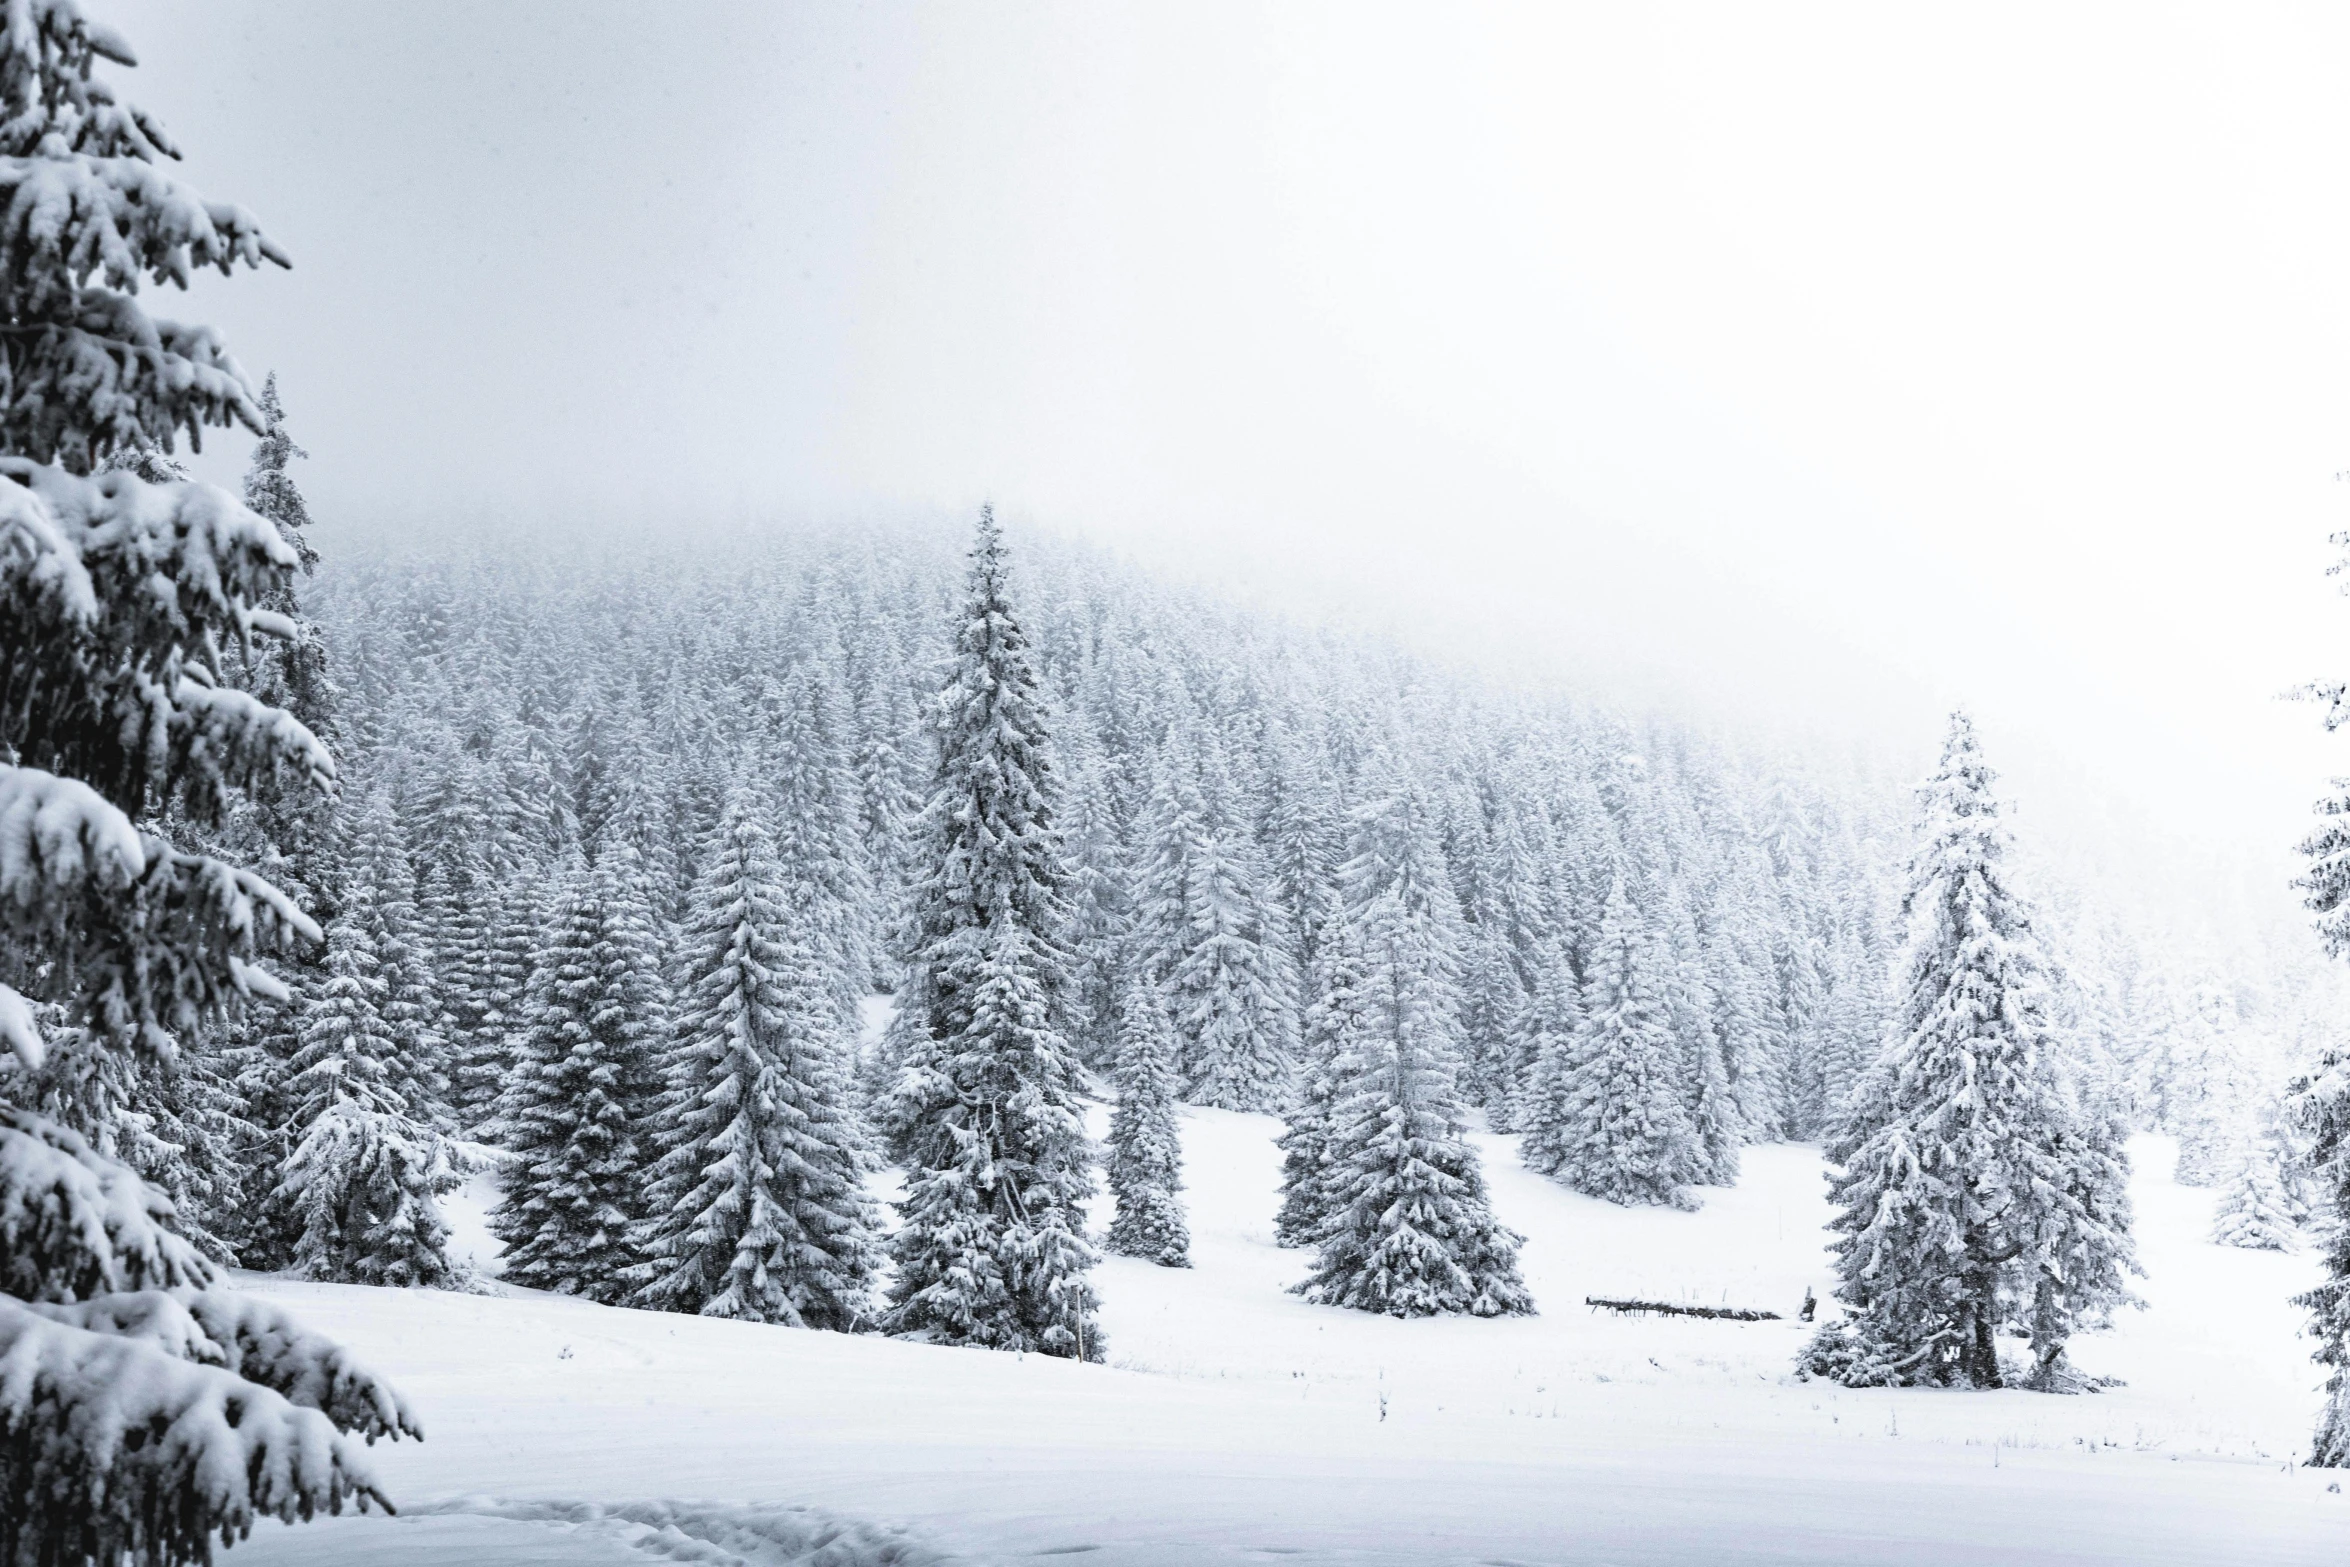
[5, 4, 2350, 1564]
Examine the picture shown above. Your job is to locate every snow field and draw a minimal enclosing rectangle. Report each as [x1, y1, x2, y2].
[227, 1110, 2347, 1565]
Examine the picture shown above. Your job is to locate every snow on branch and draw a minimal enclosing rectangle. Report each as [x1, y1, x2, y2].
[0, 764, 145, 913]
[2, 459, 333, 817]
[0, 795, 316, 1059]
[0, 1297, 395, 1567]
[0, 1107, 213, 1305]
[0, 466, 92, 623]
[0, 982, 38, 1070]
[19, 1289, 420, 1444]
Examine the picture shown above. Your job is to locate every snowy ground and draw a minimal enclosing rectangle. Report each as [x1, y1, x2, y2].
[228, 1112, 2347, 1565]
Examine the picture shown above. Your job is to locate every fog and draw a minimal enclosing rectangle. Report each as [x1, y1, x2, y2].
[113, 1, 2350, 907]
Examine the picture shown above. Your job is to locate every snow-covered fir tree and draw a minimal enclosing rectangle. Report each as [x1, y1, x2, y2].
[1804, 714, 2136, 1391]
[1275, 916, 1370, 1249]
[1106, 973, 1190, 1267]
[1059, 732, 1132, 1070]
[2294, 1044, 2350, 1466]
[1521, 875, 1698, 1209]
[271, 791, 457, 1287]
[2167, 984, 2257, 1188]
[1297, 884, 1534, 1318]
[489, 849, 667, 1302]
[763, 662, 874, 1026]
[2210, 1136, 2299, 1252]
[0, 6, 417, 1554]
[884, 510, 1103, 1360]
[1168, 730, 1299, 1111]
[1131, 729, 1298, 1112]
[634, 788, 880, 1327]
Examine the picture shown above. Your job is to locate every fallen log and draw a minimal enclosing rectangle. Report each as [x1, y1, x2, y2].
[1583, 1295, 1781, 1322]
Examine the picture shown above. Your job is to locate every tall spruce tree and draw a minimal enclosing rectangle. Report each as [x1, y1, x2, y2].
[270, 790, 458, 1287]
[2294, 1046, 2350, 1466]
[1106, 974, 1190, 1267]
[1275, 915, 1369, 1249]
[2210, 1137, 2298, 1252]
[1297, 886, 1534, 1318]
[1168, 731, 1298, 1112]
[1805, 715, 2136, 1390]
[1521, 875, 1698, 1209]
[0, 6, 418, 1555]
[634, 789, 879, 1327]
[490, 850, 665, 1301]
[884, 509, 1102, 1360]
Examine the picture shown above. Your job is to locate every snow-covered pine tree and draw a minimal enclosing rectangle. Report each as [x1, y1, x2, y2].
[1296, 885, 1534, 1317]
[1106, 973, 1190, 1267]
[1264, 732, 1342, 973]
[489, 850, 665, 1302]
[1059, 732, 1131, 1070]
[2210, 1136, 2299, 1251]
[885, 509, 1102, 1360]
[1664, 895, 1739, 1187]
[1804, 714, 2136, 1390]
[1169, 730, 1298, 1111]
[271, 791, 457, 1287]
[1521, 875, 1699, 1209]
[465, 864, 543, 1125]
[1276, 914, 1369, 1248]
[2293, 1044, 2350, 1466]
[425, 850, 499, 1128]
[279, 1101, 456, 1290]
[0, 6, 419, 1552]
[1496, 932, 1580, 1137]
[355, 788, 449, 1125]
[2169, 984, 2254, 1187]
[765, 662, 874, 1026]
[239, 374, 332, 735]
[634, 788, 880, 1327]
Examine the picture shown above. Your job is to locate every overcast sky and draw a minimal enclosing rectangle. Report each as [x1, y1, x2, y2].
[110, 1, 2350, 904]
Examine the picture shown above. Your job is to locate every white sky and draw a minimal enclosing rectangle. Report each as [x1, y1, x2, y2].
[113, 1, 2350, 912]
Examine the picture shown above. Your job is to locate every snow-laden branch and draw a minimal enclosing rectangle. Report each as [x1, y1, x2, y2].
[18, 1289, 420, 1443]
[0, 1107, 213, 1304]
[0, 764, 145, 912]
[0, 1297, 395, 1565]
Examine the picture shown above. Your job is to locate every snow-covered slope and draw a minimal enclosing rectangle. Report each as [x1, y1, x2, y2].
[228, 1111, 2345, 1565]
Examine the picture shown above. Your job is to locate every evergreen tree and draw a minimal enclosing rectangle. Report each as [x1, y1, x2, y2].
[1521, 876, 1698, 1209]
[1665, 897, 1739, 1186]
[765, 663, 873, 1024]
[1276, 917, 1369, 1248]
[1297, 887, 1534, 1318]
[885, 510, 1102, 1360]
[2210, 1137, 2299, 1252]
[634, 790, 879, 1327]
[1169, 732, 1298, 1112]
[239, 373, 334, 740]
[2293, 1046, 2350, 1466]
[2169, 985, 2253, 1188]
[1804, 715, 2136, 1391]
[0, 8, 417, 1552]
[278, 1101, 456, 1290]
[270, 792, 458, 1287]
[465, 866, 543, 1126]
[490, 850, 665, 1301]
[1106, 974, 1190, 1267]
[1496, 933, 1580, 1137]
[1059, 735, 1131, 1070]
